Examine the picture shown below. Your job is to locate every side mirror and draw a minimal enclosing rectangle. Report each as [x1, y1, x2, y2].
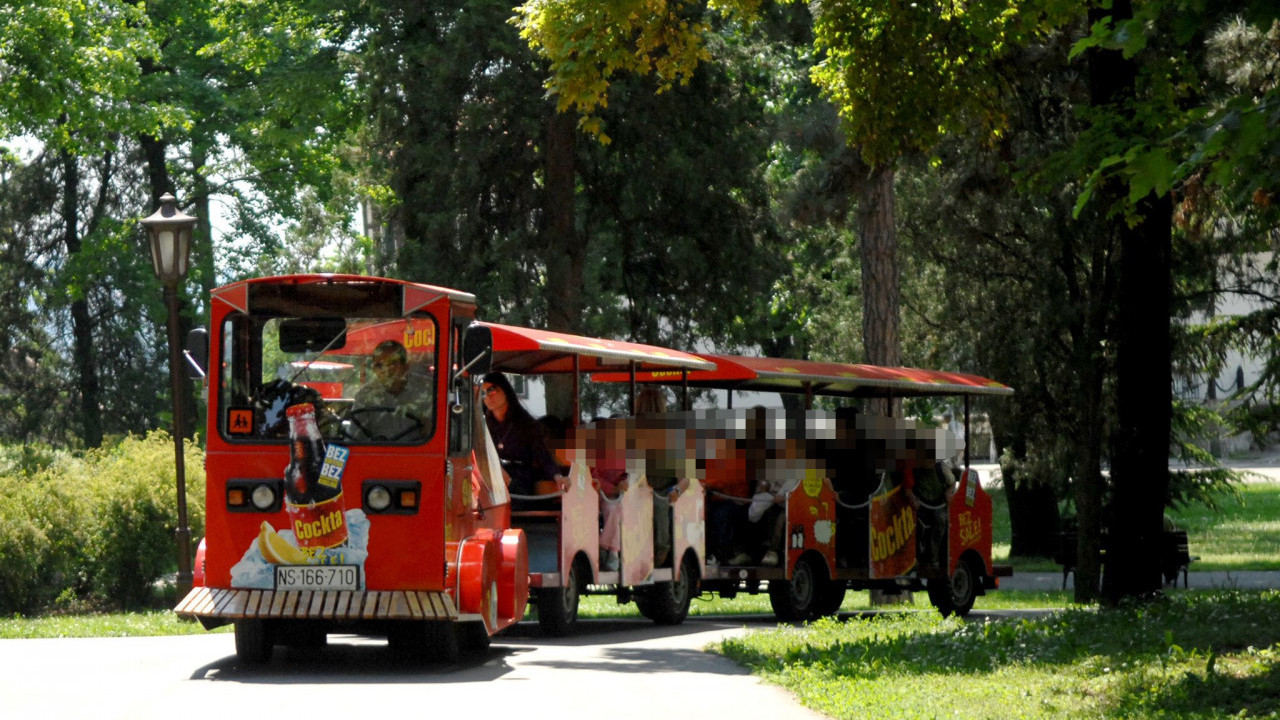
[459, 323, 492, 378]
[185, 327, 209, 379]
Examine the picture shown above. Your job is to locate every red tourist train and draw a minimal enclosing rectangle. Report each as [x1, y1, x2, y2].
[175, 274, 1012, 660]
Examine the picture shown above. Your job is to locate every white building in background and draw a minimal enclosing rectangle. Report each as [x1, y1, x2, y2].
[515, 374, 782, 422]
[1177, 252, 1276, 455]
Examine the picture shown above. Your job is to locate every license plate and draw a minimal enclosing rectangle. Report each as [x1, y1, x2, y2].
[274, 565, 360, 591]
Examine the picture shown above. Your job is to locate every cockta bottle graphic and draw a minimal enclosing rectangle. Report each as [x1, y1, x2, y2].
[284, 403, 348, 557]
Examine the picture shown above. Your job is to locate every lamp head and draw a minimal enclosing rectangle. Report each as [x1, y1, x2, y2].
[142, 193, 196, 284]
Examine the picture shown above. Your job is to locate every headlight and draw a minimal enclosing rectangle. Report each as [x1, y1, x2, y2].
[251, 483, 277, 510]
[366, 485, 393, 512]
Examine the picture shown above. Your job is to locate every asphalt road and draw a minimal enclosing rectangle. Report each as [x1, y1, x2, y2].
[1, 616, 831, 720]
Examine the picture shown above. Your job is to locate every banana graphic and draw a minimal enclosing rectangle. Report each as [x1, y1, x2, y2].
[257, 521, 308, 565]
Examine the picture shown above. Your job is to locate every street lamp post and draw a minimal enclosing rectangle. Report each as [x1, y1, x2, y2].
[142, 193, 197, 597]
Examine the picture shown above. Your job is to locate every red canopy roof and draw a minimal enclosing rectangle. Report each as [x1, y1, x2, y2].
[596, 353, 1013, 398]
[481, 322, 716, 375]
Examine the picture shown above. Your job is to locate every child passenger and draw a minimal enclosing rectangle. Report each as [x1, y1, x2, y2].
[747, 436, 807, 566]
[590, 418, 630, 571]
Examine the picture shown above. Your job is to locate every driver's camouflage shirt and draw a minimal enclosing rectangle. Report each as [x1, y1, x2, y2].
[350, 369, 434, 440]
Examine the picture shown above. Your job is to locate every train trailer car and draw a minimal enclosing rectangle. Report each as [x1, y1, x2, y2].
[174, 274, 528, 663]
[481, 322, 716, 635]
[599, 353, 1015, 619]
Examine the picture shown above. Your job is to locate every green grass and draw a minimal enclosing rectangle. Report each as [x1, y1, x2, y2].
[579, 587, 1072, 620]
[1167, 483, 1280, 570]
[988, 479, 1280, 573]
[0, 610, 229, 639]
[716, 589, 1280, 719]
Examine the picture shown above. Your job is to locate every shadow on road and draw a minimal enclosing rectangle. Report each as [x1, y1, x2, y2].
[191, 608, 1056, 683]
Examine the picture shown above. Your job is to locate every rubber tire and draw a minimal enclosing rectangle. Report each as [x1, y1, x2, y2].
[815, 581, 847, 617]
[537, 556, 584, 637]
[636, 553, 698, 625]
[280, 622, 327, 649]
[388, 621, 459, 664]
[928, 557, 979, 618]
[234, 619, 273, 666]
[768, 555, 826, 622]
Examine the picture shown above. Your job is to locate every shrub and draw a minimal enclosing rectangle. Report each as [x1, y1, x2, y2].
[0, 433, 205, 614]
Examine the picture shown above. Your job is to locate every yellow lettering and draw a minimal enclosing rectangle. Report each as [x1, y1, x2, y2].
[403, 326, 436, 350]
[958, 512, 981, 546]
[294, 510, 343, 542]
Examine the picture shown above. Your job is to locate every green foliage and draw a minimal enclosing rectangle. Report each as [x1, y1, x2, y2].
[718, 590, 1280, 719]
[511, 0, 763, 137]
[0, 433, 205, 614]
[0, 0, 164, 152]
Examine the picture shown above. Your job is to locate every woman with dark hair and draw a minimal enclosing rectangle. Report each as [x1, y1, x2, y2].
[481, 372, 561, 505]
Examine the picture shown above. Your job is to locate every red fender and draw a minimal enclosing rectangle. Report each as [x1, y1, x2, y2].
[949, 468, 994, 575]
[458, 533, 499, 633]
[193, 537, 207, 588]
[497, 529, 529, 628]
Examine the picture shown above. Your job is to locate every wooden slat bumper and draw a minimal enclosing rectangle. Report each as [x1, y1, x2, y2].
[175, 588, 457, 622]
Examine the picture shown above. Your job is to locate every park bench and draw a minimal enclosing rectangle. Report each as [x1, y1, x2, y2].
[1054, 528, 1197, 589]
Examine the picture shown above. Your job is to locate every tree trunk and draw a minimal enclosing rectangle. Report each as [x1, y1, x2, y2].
[860, 164, 900, 417]
[61, 150, 102, 447]
[1084, 0, 1173, 603]
[541, 109, 581, 423]
[1103, 190, 1173, 602]
[1004, 466, 1061, 558]
[859, 163, 908, 605]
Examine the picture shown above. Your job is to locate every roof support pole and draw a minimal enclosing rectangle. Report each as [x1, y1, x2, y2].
[629, 361, 637, 415]
[964, 395, 972, 468]
[572, 354, 581, 428]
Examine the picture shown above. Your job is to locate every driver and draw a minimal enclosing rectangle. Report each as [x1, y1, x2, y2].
[349, 340, 433, 440]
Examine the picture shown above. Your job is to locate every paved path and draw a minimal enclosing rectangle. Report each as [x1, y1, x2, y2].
[0, 619, 827, 720]
[1001, 571, 1280, 592]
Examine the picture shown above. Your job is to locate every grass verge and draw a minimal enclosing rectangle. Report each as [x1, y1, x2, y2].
[0, 610, 230, 639]
[988, 479, 1280, 573]
[715, 589, 1280, 719]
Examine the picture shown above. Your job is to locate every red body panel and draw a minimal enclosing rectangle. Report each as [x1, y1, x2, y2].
[949, 468, 994, 575]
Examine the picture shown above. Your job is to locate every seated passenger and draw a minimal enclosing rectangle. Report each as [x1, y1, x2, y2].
[590, 418, 630, 571]
[901, 434, 956, 571]
[348, 340, 433, 440]
[747, 436, 807, 566]
[482, 372, 563, 510]
[701, 413, 760, 567]
[635, 388, 690, 567]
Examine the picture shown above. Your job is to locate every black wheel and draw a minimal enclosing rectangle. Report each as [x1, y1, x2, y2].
[928, 557, 979, 617]
[537, 555, 585, 636]
[815, 581, 847, 617]
[456, 621, 491, 656]
[768, 554, 828, 622]
[388, 621, 459, 664]
[234, 619, 273, 666]
[636, 552, 698, 625]
[279, 622, 327, 654]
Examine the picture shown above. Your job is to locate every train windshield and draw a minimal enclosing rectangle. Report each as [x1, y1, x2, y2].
[218, 312, 439, 445]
